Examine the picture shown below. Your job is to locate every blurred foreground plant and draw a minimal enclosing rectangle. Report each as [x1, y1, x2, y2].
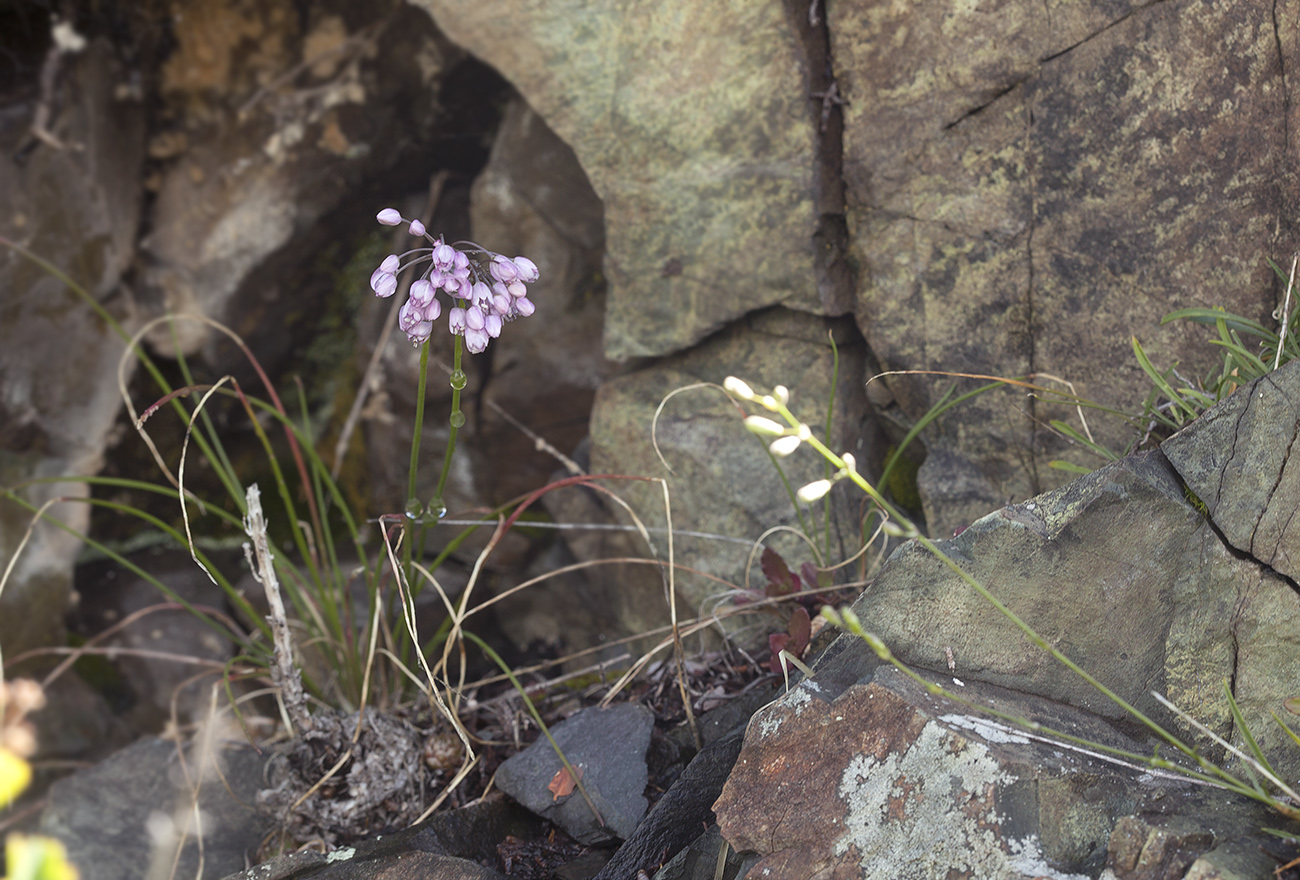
[1, 679, 77, 880]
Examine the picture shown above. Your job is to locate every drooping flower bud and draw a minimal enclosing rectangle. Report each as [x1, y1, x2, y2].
[743, 416, 785, 436]
[723, 377, 756, 400]
[796, 480, 833, 503]
[490, 256, 519, 283]
[376, 208, 403, 226]
[512, 256, 539, 283]
[409, 219, 426, 236]
[769, 435, 802, 457]
[410, 279, 435, 306]
[408, 321, 433, 345]
[370, 268, 397, 298]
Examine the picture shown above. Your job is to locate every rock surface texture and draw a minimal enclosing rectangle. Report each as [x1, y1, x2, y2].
[707, 363, 1300, 879]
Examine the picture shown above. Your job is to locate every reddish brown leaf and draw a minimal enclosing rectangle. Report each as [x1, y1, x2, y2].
[762, 546, 801, 596]
[768, 633, 792, 674]
[787, 606, 812, 656]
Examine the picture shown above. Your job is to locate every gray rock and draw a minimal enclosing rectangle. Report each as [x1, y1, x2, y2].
[1101, 788, 1296, 880]
[40, 736, 267, 880]
[594, 730, 745, 880]
[820, 423, 1300, 779]
[496, 702, 653, 844]
[1162, 360, 1300, 582]
[0, 36, 144, 667]
[220, 801, 541, 880]
[410, 0, 823, 361]
[835, 0, 1295, 534]
[139, 3, 455, 356]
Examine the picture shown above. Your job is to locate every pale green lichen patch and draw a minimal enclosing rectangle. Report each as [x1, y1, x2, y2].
[754, 679, 826, 738]
[325, 847, 356, 863]
[834, 720, 1086, 880]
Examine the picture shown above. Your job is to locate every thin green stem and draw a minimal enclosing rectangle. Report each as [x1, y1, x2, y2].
[408, 341, 431, 506]
[433, 335, 466, 505]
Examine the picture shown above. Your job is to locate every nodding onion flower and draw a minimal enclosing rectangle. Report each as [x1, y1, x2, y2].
[370, 208, 539, 352]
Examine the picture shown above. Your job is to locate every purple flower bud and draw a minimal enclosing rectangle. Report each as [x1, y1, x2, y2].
[465, 307, 485, 331]
[453, 251, 469, 272]
[435, 243, 455, 266]
[485, 313, 502, 338]
[443, 277, 460, 296]
[491, 256, 519, 283]
[514, 296, 535, 317]
[380, 254, 401, 273]
[408, 321, 433, 345]
[492, 293, 512, 314]
[512, 256, 539, 283]
[465, 327, 490, 353]
[399, 299, 423, 331]
[410, 279, 435, 306]
[471, 281, 491, 308]
[377, 208, 403, 226]
[424, 298, 442, 322]
[506, 280, 526, 298]
[409, 219, 426, 236]
[449, 307, 467, 334]
[371, 269, 397, 298]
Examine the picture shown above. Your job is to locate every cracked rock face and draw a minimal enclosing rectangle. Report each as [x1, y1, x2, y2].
[835, 0, 1297, 533]
[413, 0, 1298, 545]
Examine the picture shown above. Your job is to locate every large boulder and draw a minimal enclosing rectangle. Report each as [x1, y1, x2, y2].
[835, 0, 1297, 533]
[139, 0, 458, 357]
[714, 666, 1297, 880]
[407, 0, 828, 360]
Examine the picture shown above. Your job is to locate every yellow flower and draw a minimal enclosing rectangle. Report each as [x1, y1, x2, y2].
[0, 748, 30, 806]
[4, 834, 79, 880]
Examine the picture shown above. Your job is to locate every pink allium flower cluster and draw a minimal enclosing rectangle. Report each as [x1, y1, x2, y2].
[369, 208, 539, 352]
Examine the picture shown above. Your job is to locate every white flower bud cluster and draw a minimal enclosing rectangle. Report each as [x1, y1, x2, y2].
[727, 375, 859, 505]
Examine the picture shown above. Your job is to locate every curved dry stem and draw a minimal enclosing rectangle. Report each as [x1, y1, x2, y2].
[117, 315, 188, 493]
[22, 600, 247, 688]
[179, 376, 236, 586]
[1031, 372, 1095, 443]
[650, 382, 730, 475]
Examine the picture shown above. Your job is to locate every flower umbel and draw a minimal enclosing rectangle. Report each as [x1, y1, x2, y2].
[370, 209, 539, 351]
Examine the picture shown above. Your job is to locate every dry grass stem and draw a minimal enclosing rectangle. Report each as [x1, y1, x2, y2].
[243, 483, 311, 735]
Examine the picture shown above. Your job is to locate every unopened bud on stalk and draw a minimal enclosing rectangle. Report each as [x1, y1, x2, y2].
[769, 435, 802, 456]
[743, 416, 785, 436]
[724, 376, 756, 400]
[797, 479, 833, 503]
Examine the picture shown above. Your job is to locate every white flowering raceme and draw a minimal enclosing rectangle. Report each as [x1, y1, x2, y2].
[369, 208, 539, 350]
